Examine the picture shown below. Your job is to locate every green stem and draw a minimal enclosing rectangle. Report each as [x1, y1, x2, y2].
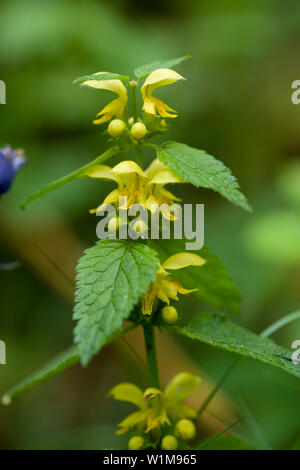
[129, 81, 144, 169]
[130, 81, 138, 122]
[142, 321, 160, 389]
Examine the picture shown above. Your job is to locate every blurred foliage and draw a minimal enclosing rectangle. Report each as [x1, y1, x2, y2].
[1, 0, 300, 450]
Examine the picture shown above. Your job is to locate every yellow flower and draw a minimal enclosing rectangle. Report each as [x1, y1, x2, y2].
[142, 252, 206, 315]
[141, 68, 184, 118]
[82, 159, 183, 216]
[145, 159, 183, 220]
[82, 73, 127, 124]
[109, 372, 200, 435]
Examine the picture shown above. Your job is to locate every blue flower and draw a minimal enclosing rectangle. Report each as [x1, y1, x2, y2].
[0, 145, 27, 194]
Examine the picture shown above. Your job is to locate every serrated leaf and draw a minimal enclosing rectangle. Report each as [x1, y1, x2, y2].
[74, 240, 159, 366]
[134, 55, 191, 79]
[21, 146, 121, 209]
[172, 313, 300, 378]
[2, 326, 134, 404]
[150, 240, 241, 315]
[156, 141, 252, 212]
[73, 72, 130, 85]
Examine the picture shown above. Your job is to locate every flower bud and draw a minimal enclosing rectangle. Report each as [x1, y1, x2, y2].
[131, 122, 147, 140]
[128, 436, 144, 450]
[161, 435, 178, 450]
[128, 117, 134, 127]
[176, 419, 196, 441]
[132, 219, 148, 236]
[108, 217, 119, 233]
[162, 306, 178, 325]
[107, 119, 125, 137]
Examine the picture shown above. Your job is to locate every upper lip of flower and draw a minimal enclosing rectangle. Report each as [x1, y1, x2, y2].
[81, 158, 183, 215]
[141, 68, 185, 118]
[82, 72, 128, 124]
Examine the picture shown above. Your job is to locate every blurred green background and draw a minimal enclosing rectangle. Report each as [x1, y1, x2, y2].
[1, 0, 300, 450]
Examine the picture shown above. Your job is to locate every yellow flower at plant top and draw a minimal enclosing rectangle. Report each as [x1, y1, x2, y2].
[109, 372, 200, 436]
[142, 252, 206, 315]
[141, 68, 184, 118]
[82, 73, 127, 124]
[82, 159, 184, 216]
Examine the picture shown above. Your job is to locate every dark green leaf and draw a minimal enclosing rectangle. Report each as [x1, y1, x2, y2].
[134, 55, 191, 79]
[74, 240, 159, 366]
[156, 141, 252, 212]
[73, 72, 130, 85]
[150, 240, 241, 315]
[172, 313, 300, 378]
[21, 146, 121, 209]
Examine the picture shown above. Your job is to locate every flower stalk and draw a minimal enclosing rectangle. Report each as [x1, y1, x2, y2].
[142, 320, 160, 389]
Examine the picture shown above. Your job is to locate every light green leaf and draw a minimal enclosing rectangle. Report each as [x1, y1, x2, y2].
[1, 325, 134, 404]
[21, 146, 121, 209]
[74, 240, 159, 366]
[134, 55, 191, 79]
[156, 141, 252, 212]
[172, 313, 300, 378]
[73, 72, 130, 85]
[150, 240, 241, 315]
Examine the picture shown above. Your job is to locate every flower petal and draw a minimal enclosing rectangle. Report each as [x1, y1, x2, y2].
[149, 169, 184, 185]
[141, 68, 184, 94]
[111, 160, 146, 178]
[117, 410, 148, 434]
[165, 372, 201, 405]
[82, 73, 127, 98]
[162, 253, 206, 271]
[109, 383, 145, 410]
[82, 164, 117, 181]
[145, 158, 167, 179]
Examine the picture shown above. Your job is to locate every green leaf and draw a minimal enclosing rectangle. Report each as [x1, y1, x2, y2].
[172, 313, 300, 378]
[74, 240, 159, 366]
[134, 55, 191, 79]
[149, 240, 241, 315]
[156, 141, 252, 212]
[1, 326, 134, 404]
[21, 146, 121, 209]
[73, 72, 130, 85]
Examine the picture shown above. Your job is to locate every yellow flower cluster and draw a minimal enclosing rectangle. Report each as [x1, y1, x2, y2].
[82, 158, 184, 219]
[142, 252, 205, 315]
[109, 372, 200, 449]
[82, 68, 184, 127]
